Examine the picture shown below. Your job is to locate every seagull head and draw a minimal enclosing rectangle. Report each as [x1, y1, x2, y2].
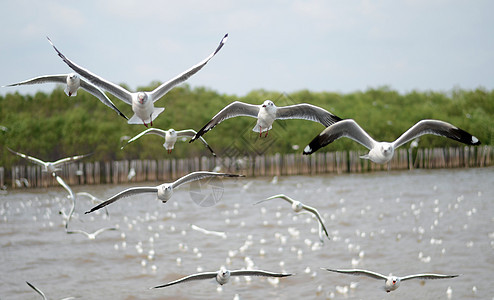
[157, 184, 173, 202]
[168, 129, 176, 136]
[262, 100, 275, 108]
[217, 267, 230, 285]
[385, 275, 400, 292]
[291, 201, 304, 212]
[137, 92, 148, 104]
[68, 73, 78, 80]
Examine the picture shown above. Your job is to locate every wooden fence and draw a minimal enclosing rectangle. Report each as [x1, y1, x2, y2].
[2, 146, 492, 189]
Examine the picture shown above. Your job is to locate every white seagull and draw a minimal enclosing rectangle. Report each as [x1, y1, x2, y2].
[121, 128, 215, 156]
[7, 148, 92, 175]
[322, 268, 459, 293]
[190, 224, 227, 239]
[152, 266, 292, 288]
[55, 175, 76, 229]
[189, 100, 342, 141]
[303, 119, 481, 163]
[26, 281, 75, 300]
[254, 194, 330, 241]
[47, 34, 228, 127]
[85, 171, 244, 214]
[66, 227, 117, 240]
[4, 73, 128, 120]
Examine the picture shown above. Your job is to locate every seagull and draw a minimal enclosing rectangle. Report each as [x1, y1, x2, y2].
[121, 128, 215, 156]
[76, 192, 109, 216]
[190, 224, 227, 239]
[254, 194, 330, 241]
[47, 34, 228, 127]
[303, 119, 481, 163]
[7, 148, 91, 175]
[322, 268, 459, 293]
[3, 73, 128, 120]
[152, 266, 292, 288]
[85, 171, 244, 214]
[189, 100, 342, 141]
[55, 175, 76, 229]
[26, 281, 75, 300]
[66, 227, 117, 240]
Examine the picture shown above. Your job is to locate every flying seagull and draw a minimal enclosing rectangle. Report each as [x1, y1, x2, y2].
[121, 128, 215, 156]
[66, 227, 117, 240]
[85, 171, 244, 214]
[47, 34, 228, 127]
[189, 100, 342, 141]
[4, 73, 128, 120]
[254, 194, 330, 241]
[322, 268, 459, 293]
[55, 175, 76, 229]
[26, 281, 75, 300]
[303, 119, 480, 163]
[152, 266, 292, 288]
[7, 148, 91, 176]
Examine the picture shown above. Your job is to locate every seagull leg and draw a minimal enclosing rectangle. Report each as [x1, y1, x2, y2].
[265, 130, 269, 137]
[259, 126, 262, 137]
[150, 113, 153, 127]
[143, 121, 149, 128]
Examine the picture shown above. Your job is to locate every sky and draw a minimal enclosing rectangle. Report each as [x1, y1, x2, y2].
[1, 0, 493, 97]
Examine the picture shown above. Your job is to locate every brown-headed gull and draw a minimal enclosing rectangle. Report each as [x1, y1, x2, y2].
[3, 73, 127, 120]
[121, 128, 215, 156]
[322, 268, 459, 293]
[7, 148, 91, 175]
[85, 171, 244, 214]
[47, 34, 228, 127]
[303, 119, 481, 163]
[189, 100, 342, 141]
[26, 281, 75, 300]
[152, 266, 292, 288]
[66, 227, 117, 240]
[254, 194, 330, 241]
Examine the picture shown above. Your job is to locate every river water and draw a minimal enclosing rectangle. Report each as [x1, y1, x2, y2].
[1, 167, 493, 299]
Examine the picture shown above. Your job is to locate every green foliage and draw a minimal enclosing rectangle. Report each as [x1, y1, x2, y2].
[1, 84, 492, 168]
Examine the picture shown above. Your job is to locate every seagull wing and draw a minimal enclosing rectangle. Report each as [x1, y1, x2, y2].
[254, 194, 295, 205]
[190, 101, 260, 142]
[171, 171, 243, 189]
[47, 37, 133, 104]
[302, 204, 330, 239]
[26, 281, 47, 300]
[52, 153, 92, 168]
[79, 79, 128, 120]
[66, 229, 90, 237]
[176, 129, 216, 156]
[85, 186, 158, 214]
[152, 272, 218, 288]
[323, 268, 388, 280]
[121, 128, 168, 149]
[92, 227, 117, 236]
[275, 103, 342, 127]
[4, 74, 67, 87]
[392, 119, 481, 149]
[400, 273, 459, 282]
[303, 119, 377, 155]
[230, 270, 292, 278]
[149, 34, 228, 102]
[7, 148, 47, 168]
[55, 175, 74, 199]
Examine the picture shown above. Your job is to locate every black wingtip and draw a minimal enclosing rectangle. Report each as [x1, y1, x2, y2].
[451, 127, 481, 145]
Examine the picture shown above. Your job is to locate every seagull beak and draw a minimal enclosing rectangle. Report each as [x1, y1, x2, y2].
[262, 105, 266, 107]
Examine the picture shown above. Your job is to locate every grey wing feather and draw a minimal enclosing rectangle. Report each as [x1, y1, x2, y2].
[400, 273, 459, 281]
[150, 34, 228, 102]
[276, 103, 342, 127]
[190, 101, 260, 142]
[26, 281, 47, 300]
[255, 194, 295, 206]
[176, 129, 216, 156]
[47, 37, 133, 104]
[324, 268, 387, 280]
[152, 272, 218, 288]
[55, 176, 74, 199]
[392, 119, 481, 149]
[171, 171, 243, 189]
[302, 204, 330, 239]
[4, 74, 67, 87]
[122, 128, 168, 149]
[7, 148, 47, 167]
[53, 153, 92, 167]
[230, 270, 292, 278]
[79, 79, 128, 119]
[85, 186, 158, 214]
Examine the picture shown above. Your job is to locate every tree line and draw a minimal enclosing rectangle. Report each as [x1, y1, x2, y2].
[1, 84, 492, 168]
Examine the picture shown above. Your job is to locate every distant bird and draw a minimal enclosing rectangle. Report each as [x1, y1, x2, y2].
[322, 268, 459, 293]
[26, 281, 75, 300]
[0, 125, 8, 132]
[189, 100, 342, 141]
[254, 194, 330, 241]
[152, 266, 292, 288]
[122, 128, 215, 156]
[3, 73, 128, 120]
[85, 171, 244, 214]
[7, 148, 91, 175]
[47, 34, 228, 127]
[55, 175, 75, 229]
[66, 227, 117, 240]
[190, 224, 227, 239]
[303, 119, 481, 163]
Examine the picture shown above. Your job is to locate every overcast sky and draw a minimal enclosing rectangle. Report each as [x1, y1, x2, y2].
[1, 0, 493, 97]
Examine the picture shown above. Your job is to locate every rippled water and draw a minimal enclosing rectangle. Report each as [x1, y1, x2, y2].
[1, 167, 493, 299]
